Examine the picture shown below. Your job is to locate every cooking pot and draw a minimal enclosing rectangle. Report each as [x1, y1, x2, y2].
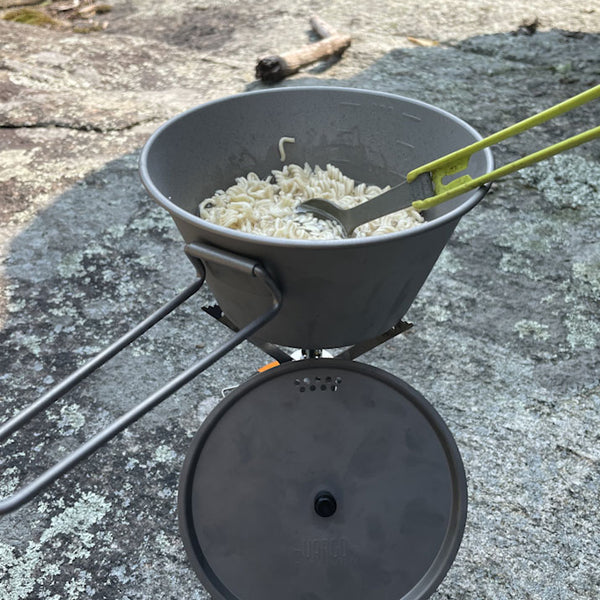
[140, 87, 494, 348]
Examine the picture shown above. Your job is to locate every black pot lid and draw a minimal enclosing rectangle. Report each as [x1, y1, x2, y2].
[179, 359, 467, 600]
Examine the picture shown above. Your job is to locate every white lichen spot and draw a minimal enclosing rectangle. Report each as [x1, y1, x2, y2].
[514, 319, 551, 341]
[0, 149, 40, 183]
[7, 298, 27, 313]
[40, 492, 111, 544]
[572, 261, 600, 299]
[129, 211, 173, 234]
[65, 534, 93, 560]
[0, 467, 20, 497]
[564, 312, 600, 350]
[0, 494, 111, 596]
[522, 154, 600, 210]
[64, 570, 92, 599]
[12, 332, 43, 356]
[101, 269, 117, 283]
[56, 403, 86, 435]
[106, 223, 127, 239]
[0, 540, 43, 600]
[74, 345, 103, 356]
[154, 531, 180, 558]
[96, 530, 114, 544]
[109, 564, 131, 584]
[153, 444, 176, 464]
[435, 249, 462, 274]
[49, 304, 79, 319]
[41, 562, 61, 578]
[157, 487, 175, 499]
[154, 531, 170, 548]
[125, 457, 139, 471]
[424, 303, 452, 323]
[57, 251, 86, 278]
[498, 252, 541, 281]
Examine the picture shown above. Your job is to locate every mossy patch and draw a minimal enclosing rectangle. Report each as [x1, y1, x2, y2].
[1, 2, 111, 32]
[2, 8, 65, 29]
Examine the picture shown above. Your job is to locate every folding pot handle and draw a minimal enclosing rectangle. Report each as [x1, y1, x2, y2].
[0, 255, 282, 515]
[185, 242, 259, 277]
[184, 241, 283, 318]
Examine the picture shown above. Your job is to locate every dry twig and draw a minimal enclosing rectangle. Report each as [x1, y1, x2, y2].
[256, 15, 351, 83]
[406, 36, 440, 47]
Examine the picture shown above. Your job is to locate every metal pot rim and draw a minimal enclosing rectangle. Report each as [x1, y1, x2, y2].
[139, 86, 494, 249]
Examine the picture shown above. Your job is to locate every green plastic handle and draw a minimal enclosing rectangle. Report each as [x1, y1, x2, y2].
[407, 83, 600, 211]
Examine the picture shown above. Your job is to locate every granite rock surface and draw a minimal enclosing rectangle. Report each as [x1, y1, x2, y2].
[1, 1, 599, 599]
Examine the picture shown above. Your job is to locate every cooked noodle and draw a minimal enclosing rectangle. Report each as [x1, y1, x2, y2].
[278, 136, 295, 162]
[198, 145, 424, 240]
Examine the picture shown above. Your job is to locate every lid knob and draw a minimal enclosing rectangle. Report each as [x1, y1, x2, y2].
[314, 491, 337, 518]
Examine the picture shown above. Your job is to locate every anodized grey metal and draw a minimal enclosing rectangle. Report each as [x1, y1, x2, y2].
[139, 87, 494, 349]
[297, 172, 434, 237]
[179, 358, 467, 600]
[0, 278, 204, 445]
[0, 248, 283, 515]
[201, 304, 293, 364]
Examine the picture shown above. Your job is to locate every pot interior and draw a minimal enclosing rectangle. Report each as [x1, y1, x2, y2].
[141, 87, 492, 234]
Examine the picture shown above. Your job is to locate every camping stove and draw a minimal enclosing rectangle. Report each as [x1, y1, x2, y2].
[176, 327, 468, 600]
[0, 87, 495, 600]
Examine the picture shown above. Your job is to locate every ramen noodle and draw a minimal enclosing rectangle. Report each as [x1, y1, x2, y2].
[198, 148, 424, 240]
[278, 136, 295, 161]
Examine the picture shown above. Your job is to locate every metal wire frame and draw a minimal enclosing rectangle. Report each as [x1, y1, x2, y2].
[0, 244, 282, 514]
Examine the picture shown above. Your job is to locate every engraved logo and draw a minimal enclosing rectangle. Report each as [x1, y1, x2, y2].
[293, 538, 349, 564]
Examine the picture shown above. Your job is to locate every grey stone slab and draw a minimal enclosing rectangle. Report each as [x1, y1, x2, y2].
[1, 3, 599, 599]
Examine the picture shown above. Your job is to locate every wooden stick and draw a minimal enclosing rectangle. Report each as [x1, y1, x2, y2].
[256, 16, 351, 83]
[309, 14, 338, 38]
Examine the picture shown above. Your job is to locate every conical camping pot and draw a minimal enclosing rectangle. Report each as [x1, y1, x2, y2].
[140, 87, 494, 349]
